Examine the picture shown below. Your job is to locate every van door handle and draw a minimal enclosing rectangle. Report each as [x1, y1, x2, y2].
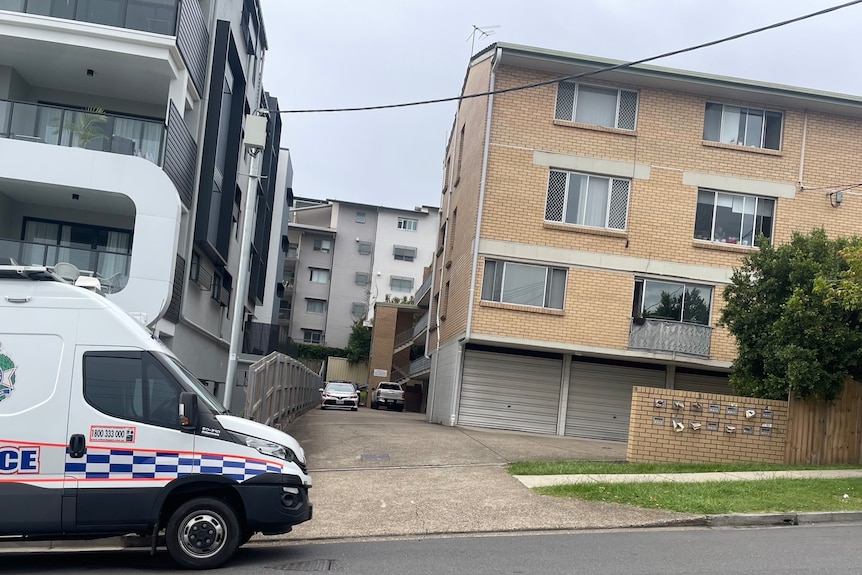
[68, 434, 87, 459]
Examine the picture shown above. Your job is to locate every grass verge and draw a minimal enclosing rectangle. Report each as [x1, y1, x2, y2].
[535, 478, 862, 514]
[507, 460, 862, 476]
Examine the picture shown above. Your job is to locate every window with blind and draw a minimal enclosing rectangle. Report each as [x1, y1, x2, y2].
[555, 82, 638, 130]
[545, 170, 630, 230]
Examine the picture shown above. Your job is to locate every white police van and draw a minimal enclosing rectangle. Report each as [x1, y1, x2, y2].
[0, 266, 312, 569]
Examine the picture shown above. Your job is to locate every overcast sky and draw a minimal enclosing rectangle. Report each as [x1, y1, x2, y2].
[257, 0, 861, 210]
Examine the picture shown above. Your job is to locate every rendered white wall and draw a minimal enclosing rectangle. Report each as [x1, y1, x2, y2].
[0, 138, 181, 325]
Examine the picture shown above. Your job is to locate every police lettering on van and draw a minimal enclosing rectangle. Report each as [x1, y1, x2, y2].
[0, 446, 39, 474]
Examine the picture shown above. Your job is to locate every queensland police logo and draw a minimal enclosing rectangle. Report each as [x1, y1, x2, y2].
[0, 345, 17, 403]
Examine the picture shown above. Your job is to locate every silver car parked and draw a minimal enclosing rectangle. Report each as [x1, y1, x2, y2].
[319, 381, 359, 411]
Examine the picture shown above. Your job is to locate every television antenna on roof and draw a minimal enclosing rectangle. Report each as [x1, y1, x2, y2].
[467, 24, 500, 56]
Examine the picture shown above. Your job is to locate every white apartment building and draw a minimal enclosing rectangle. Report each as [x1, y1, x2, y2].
[0, 0, 291, 409]
[282, 199, 438, 349]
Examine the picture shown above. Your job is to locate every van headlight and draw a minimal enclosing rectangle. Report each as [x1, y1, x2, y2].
[244, 436, 295, 463]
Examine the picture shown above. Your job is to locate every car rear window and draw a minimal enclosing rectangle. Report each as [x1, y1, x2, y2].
[379, 383, 400, 390]
[326, 383, 354, 392]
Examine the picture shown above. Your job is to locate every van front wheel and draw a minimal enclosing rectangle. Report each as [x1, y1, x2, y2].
[166, 497, 241, 570]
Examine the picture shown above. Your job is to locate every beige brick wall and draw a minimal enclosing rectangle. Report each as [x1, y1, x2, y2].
[444, 62, 862, 365]
[430, 56, 493, 347]
[368, 304, 399, 403]
[627, 386, 788, 463]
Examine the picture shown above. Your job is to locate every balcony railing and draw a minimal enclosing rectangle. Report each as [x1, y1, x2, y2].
[414, 273, 432, 305]
[0, 238, 130, 293]
[628, 318, 712, 358]
[408, 356, 431, 377]
[0, 0, 180, 36]
[394, 311, 430, 350]
[412, 312, 429, 337]
[391, 364, 410, 382]
[0, 99, 165, 166]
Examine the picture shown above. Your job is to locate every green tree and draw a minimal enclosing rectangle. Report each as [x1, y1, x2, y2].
[296, 344, 347, 362]
[720, 229, 862, 401]
[346, 321, 371, 364]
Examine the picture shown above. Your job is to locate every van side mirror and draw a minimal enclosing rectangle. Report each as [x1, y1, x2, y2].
[180, 392, 198, 430]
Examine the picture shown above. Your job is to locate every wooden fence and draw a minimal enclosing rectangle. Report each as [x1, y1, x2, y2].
[784, 380, 862, 465]
[325, 357, 369, 385]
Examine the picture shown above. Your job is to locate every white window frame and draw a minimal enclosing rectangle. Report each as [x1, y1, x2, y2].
[313, 238, 331, 253]
[554, 81, 638, 130]
[545, 169, 630, 231]
[703, 101, 783, 150]
[397, 217, 418, 231]
[309, 268, 329, 284]
[302, 329, 323, 344]
[305, 298, 325, 314]
[481, 259, 567, 310]
[355, 211, 366, 223]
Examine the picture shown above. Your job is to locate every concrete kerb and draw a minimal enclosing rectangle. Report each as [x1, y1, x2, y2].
[513, 468, 862, 488]
[706, 511, 862, 527]
[7, 511, 862, 554]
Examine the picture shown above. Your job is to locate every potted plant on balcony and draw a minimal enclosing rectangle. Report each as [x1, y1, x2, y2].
[52, 107, 107, 149]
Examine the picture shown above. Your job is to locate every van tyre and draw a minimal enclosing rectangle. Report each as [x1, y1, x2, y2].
[166, 497, 241, 570]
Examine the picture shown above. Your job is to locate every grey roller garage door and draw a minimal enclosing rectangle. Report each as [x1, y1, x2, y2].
[566, 362, 665, 441]
[459, 350, 562, 434]
[674, 370, 733, 395]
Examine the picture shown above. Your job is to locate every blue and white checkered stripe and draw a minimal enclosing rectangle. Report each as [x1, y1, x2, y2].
[65, 449, 282, 481]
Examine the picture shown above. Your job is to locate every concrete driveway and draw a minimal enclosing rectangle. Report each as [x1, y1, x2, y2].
[277, 407, 698, 542]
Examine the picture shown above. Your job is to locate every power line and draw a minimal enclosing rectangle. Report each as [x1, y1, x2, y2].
[279, 0, 862, 114]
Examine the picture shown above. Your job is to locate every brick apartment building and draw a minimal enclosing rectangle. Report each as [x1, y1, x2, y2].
[425, 42, 862, 441]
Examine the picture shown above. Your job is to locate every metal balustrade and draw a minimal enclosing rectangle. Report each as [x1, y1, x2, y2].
[408, 356, 431, 376]
[414, 273, 433, 303]
[0, 0, 180, 36]
[0, 99, 165, 165]
[244, 352, 322, 429]
[0, 238, 130, 293]
[628, 318, 712, 357]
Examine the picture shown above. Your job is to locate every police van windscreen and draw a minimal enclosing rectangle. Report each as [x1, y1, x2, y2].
[157, 353, 228, 414]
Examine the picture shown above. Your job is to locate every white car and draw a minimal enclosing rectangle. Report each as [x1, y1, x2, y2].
[319, 382, 359, 411]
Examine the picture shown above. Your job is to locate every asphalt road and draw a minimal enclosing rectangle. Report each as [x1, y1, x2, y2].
[6, 524, 862, 574]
